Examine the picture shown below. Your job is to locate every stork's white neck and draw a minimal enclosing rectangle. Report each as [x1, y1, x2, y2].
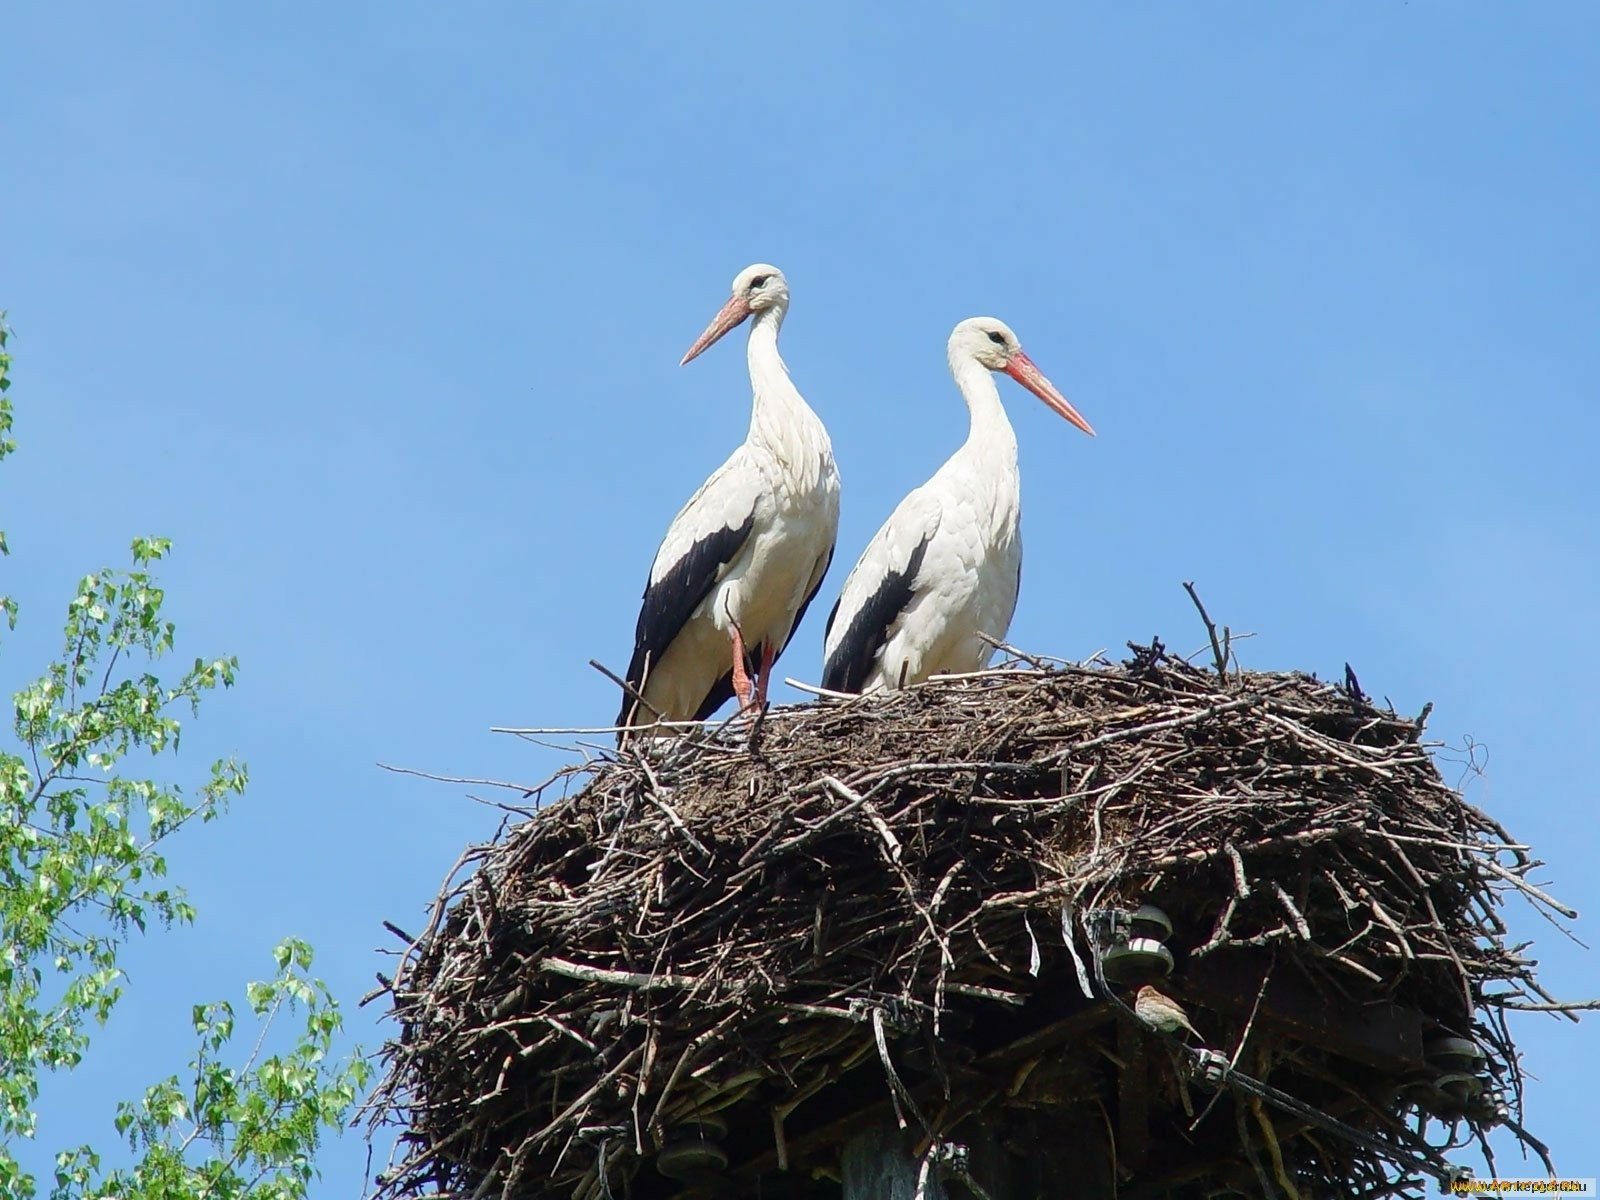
[746, 304, 827, 460]
[950, 352, 1019, 472]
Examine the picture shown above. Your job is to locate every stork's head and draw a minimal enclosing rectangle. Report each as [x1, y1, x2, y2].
[949, 317, 1095, 436]
[680, 264, 788, 366]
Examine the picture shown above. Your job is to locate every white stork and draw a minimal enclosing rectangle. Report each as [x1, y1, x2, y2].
[821, 317, 1094, 694]
[618, 264, 839, 741]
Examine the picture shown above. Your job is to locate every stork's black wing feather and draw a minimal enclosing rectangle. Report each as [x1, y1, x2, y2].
[618, 511, 756, 729]
[820, 534, 932, 694]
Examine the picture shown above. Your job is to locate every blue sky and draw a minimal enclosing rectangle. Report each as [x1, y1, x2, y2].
[5, 1, 1597, 1190]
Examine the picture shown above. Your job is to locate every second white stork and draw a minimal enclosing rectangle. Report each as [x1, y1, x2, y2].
[821, 317, 1094, 694]
[618, 264, 839, 741]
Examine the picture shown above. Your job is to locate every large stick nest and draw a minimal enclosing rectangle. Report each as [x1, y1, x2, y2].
[367, 643, 1571, 1200]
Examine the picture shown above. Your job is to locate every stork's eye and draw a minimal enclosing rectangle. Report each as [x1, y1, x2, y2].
[749, 275, 771, 289]
[986, 331, 1007, 346]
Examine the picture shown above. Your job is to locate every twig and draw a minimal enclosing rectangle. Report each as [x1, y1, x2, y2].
[975, 631, 1050, 671]
[588, 658, 665, 726]
[1272, 883, 1312, 940]
[538, 957, 700, 992]
[942, 982, 1027, 1007]
[1227, 842, 1252, 897]
[376, 762, 539, 795]
[1478, 858, 1579, 919]
[782, 676, 862, 701]
[636, 754, 711, 859]
[1183, 580, 1231, 678]
[493, 721, 703, 737]
[871, 1006, 929, 1133]
[1491, 998, 1600, 1012]
[1251, 1096, 1303, 1200]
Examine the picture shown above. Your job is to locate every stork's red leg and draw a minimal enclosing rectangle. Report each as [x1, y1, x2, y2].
[755, 641, 776, 708]
[728, 624, 754, 710]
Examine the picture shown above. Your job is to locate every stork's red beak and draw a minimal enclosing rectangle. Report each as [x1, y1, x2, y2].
[1005, 352, 1095, 436]
[680, 293, 754, 366]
